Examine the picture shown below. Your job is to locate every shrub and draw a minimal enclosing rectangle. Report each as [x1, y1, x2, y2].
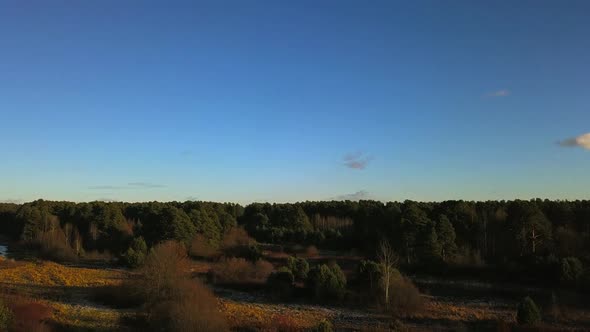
[560, 257, 583, 284]
[517, 296, 542, 325]
[388, 278, 422, 315]
[10, 301, 52, 332]
[212, 258, 273, 284]
[267, 268, 295, 300]
[189, 234, 219, 259]
[306, 263, 346, 301]
[313, 319, 333, 332]
[0, 294, 52, 332]
[121, 236, 148, 268]
[286, 256, 309, 280]
[137, 241, 188, 302]
[0, 299, 13, 331]
[222, 227, 255, 248]
[221, 228, 261, 261]
[133, 241, 228, 331]
[149, 279, 228, 332]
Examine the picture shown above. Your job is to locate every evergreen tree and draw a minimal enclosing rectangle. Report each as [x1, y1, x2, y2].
[436, 214, 458, 262]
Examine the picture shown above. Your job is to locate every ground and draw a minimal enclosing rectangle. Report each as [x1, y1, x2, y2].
[0, 250, 589, 331]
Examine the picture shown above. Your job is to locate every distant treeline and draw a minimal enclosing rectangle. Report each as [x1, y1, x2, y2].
[0, 199, 589, 286]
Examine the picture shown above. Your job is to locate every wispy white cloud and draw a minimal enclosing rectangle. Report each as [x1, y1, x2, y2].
[558, 133, 590, 150]
[128, 182, 166, 189]
[343, 151, 372, 170]
[331, 190, 370, 201]
[486, 89, 510, 97]
[89, 182, 166, 190]
[94, 198, 119, 202]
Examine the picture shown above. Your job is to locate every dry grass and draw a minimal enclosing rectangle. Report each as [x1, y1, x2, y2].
[220, 299, 329, 331]
[49, 301, 127, 331]
[0, 260, 127, 288]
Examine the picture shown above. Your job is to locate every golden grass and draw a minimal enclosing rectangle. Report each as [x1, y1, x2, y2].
[0, 261, 127, 287]
[49, 301, 128, 330]
[406, 298, 514, 322]
[220, 299, 330, 331]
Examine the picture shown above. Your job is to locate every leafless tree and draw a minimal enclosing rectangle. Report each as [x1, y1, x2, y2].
[377, 240, 399, 307]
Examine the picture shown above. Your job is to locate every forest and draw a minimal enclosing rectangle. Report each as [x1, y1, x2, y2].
[0, 199, 589, 287]
[0, 199, 589, 331]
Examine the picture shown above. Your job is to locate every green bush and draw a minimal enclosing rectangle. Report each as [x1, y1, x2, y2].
[517, 296, 541, 325]
[286, 256, 310, 280]
[306, 263, 346, 301]
[122, 236, 148, 268]
[0, 299, 13, 331]
[560, 257, 583, 284]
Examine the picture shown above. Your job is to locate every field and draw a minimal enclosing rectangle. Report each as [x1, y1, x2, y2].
[1, 244, 589, 332]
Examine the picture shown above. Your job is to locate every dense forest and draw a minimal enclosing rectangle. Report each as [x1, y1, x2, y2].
[1, 199, 589, 288]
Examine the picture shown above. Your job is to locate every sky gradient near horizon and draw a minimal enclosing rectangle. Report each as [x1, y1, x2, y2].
[1, 1, 589, 204]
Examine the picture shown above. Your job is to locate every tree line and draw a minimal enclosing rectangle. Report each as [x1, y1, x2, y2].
[0, 198, 589, 287]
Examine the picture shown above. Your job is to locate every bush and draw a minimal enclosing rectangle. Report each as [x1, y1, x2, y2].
[286, 256, 309, 280]
[306, 263, 346, 301]
[10, 301, 52, 332]
[388, 278, 422, 315]
[560, 257, 583, 284]
[517, 296, 542, 325]
[149, 279, 228, 332]
[121, 236, 148, 268]
[189, 234, 219, 259]
[221, 228, 261, 261]
[137, 241, 189, 303]
[133, 241, 228, 331]
[312, 319, 333, 332]
[0, 299, 13, 331]
[212, 258, 273, 284]
[267, 268, 295, 300]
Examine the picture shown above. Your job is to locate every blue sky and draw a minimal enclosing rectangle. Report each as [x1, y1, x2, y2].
[1, 1, 589, 204]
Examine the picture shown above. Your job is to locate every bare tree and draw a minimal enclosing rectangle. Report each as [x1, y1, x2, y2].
[64, 223, 73, 246]
[73, 228, 83, 256]
[89, 222, 98, 242]
[377, 240, 399, 307]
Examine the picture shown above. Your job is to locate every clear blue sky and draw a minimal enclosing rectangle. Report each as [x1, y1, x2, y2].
[1, 1, 589, 204]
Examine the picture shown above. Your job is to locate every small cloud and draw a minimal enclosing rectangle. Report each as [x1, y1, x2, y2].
[343, 151, 372, 170]
[94, 198, 119, 202]
[331, 190, 370, 201]
[486, 89, 510, 97]
[558, 133, 590, 150]
[88, 185, 124, 190]
[185, 196, 199, 201]
[128, 182, 167, 188]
